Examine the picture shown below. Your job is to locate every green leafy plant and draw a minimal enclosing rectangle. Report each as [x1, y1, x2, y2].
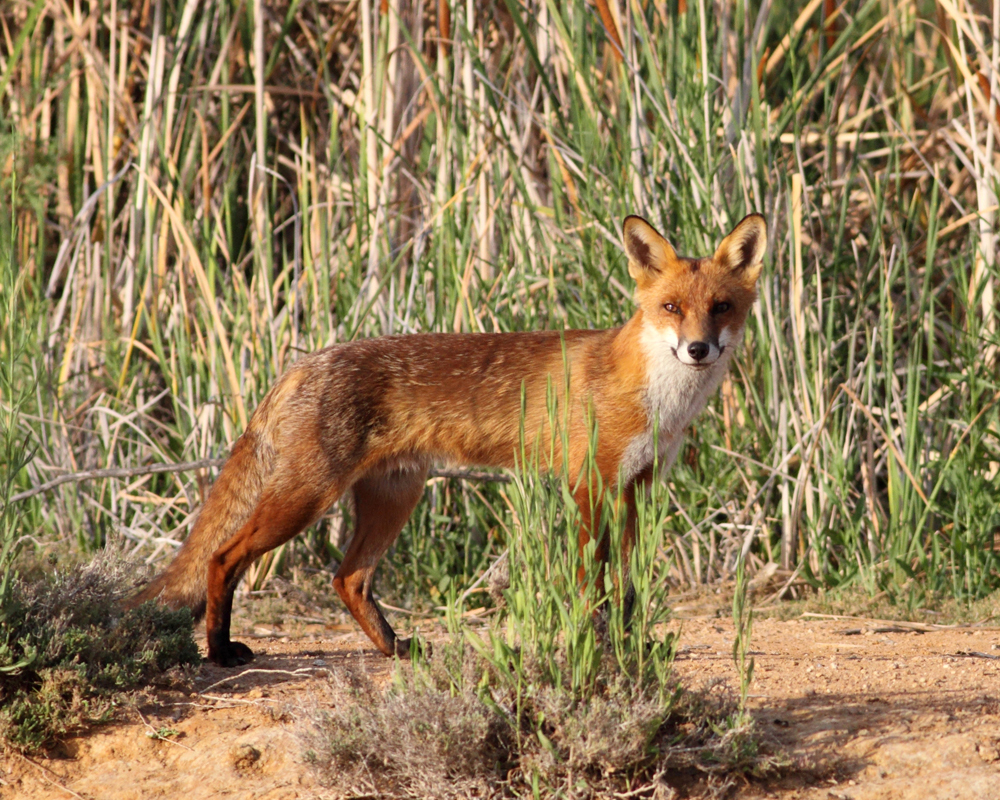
[732, 550, 756, 718]
[0, 177, 37, 677]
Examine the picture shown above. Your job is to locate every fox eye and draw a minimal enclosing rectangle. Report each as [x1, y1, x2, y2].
[712, 301, 731, 315]
[663, 302, 680, 314]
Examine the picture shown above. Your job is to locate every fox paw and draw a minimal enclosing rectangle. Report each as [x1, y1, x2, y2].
[208, 640, 256, 667]
[393, 636, 431, 659]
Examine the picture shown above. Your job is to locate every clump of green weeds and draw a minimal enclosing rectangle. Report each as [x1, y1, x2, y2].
[304, 436, 775, 797]
[0, 552, 200, 752]
[732, 551, 755, 717]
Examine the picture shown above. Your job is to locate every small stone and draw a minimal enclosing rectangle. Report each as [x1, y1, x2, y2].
[231, 742, 262, 773]
[977, 742, 1000, 762]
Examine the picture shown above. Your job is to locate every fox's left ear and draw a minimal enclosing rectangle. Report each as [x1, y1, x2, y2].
[714, 213, 767, 284]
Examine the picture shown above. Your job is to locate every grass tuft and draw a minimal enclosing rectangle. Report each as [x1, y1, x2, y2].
[305, 442, 773, 797]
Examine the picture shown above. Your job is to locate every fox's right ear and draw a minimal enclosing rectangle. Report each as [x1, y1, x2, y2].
[623, 216, 678, 283]
[714, 213, 767, 284]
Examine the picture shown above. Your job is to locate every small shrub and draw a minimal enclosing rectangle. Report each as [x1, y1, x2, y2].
[304, 661, 511, 799]
[0, 551, 200, 752]
[302, 641, 774, 799]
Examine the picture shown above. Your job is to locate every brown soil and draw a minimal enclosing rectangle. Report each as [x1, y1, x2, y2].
[672, 613, 1000, 799]
[2, 612, 999, 799]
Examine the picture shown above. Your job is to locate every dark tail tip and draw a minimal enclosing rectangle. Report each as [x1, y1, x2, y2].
[124, 574, 207, 622]
[123, 577, 166, 610]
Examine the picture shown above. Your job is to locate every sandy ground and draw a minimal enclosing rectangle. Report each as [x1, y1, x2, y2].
[2, 611, 999, 799]
[673, 614, 1000, 799]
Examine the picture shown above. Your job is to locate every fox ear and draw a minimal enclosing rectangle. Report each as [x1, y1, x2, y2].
[714, 213, 767, 283]
[623, 216, 678, 283]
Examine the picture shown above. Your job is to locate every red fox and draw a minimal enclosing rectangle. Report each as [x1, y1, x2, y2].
[129, 214, 766, 666]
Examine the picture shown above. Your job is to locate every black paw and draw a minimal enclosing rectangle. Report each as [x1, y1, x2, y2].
[208, 639, 256, 667]
[393, 636, 431, 659]
[622, 583, 636, 628]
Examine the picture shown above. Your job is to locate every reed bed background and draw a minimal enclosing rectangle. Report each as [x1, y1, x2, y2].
[2, 0, 999, 613]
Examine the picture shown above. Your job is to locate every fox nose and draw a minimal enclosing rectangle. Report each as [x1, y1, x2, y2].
[687, 341, 710, 361]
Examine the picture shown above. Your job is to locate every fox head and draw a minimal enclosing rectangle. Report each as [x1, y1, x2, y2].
[623, 214, 767, 369]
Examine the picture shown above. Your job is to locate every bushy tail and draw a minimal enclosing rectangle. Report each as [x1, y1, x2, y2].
[127, 432, 269, 619]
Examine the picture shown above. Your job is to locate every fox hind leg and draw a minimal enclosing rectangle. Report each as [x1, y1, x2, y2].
[205, 481, 341, 666]
[334, 464, 428, 657]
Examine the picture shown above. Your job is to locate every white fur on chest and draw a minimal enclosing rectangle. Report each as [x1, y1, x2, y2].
[619, 321, 741, 484]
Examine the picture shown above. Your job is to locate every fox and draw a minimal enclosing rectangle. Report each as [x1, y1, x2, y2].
[128, 213, 767, 667]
